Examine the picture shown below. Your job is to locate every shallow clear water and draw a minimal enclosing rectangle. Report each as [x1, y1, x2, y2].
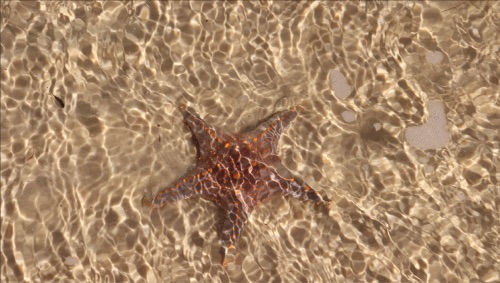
[1, 1, 498, 282]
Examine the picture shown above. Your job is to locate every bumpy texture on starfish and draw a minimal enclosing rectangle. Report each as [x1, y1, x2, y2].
[147, 105, 330, 266]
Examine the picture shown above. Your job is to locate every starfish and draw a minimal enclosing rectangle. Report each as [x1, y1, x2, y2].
[146, 105, 330, 266]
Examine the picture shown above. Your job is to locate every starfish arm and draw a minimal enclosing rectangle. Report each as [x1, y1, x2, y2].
[245, 106, 303, 156]
[220, 202, 249, 267]
[180, 106, 229, 162]
[180, 105, 216, 140]
[149, 170, 221, 208]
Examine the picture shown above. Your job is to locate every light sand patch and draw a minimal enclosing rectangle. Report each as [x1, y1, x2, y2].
[329, 69, 352, 99]
[405, 100, 449, 149]
[64, 256, 79, 266]
[426, 51, 444, 65]
[341, 110, 356, 122]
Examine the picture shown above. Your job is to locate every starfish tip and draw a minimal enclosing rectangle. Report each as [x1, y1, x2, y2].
[294, 105, 305, 113]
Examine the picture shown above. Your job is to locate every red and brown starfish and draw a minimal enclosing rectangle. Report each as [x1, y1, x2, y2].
[146, 105, 330, 266]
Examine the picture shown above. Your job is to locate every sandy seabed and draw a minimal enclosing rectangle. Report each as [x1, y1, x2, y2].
[1, 1, 499, 282]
